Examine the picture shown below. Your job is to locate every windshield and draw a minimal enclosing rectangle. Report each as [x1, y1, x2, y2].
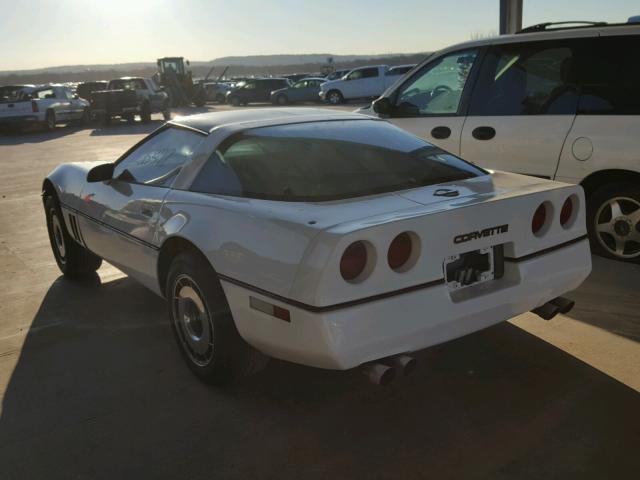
[191, 120, 486, 201]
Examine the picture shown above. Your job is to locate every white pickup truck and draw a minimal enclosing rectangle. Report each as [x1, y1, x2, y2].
[0, 84, 89, 130]
[319, 64, 415, 104]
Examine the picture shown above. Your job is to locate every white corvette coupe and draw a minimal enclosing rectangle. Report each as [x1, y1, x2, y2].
[43, 109, 592, 385]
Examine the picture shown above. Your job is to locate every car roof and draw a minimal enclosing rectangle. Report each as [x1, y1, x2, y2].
[169, 108, 371, 134]
[435, 23, 640, 53]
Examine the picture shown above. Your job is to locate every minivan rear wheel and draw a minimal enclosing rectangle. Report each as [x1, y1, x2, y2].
[326, 90, 344, 105]
[587, 183, 640, 262]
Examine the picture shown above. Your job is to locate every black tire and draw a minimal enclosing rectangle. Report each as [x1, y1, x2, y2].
[326, 90, 344, 105]
[140, 103, 152, 123]
[216, 94, 226, 104]
[229, 96, 240, 107]
[276, 94, 289, 106]
[102, 113, 111, 126]
[44, 196, 102, 277]
[81, 108, 91, 126]
[586, 182, 640, 262]
[167, 251, 266, 385]
[193, 90, 206, 107]
[44, 110, 55, 130]
[162, 107, 171, 120]
[123, 112, 135, 124]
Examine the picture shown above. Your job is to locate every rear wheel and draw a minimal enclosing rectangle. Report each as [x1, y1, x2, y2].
[45, 196, 102, 277]
[81, 108, 91, 125]
[587, 182, 640, 262]
[276, 94, 289, 105]
[162, 107, 171, 120]
[140, 103, 152, 123]
[123, 112, 135, 124]
[44, 110, 55, 130]
[326, 90, 344, 105]
[167, 252, 267, 385]
[230, 96, 240, 107]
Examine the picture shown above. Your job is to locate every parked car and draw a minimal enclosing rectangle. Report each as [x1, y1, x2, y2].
[362, 20, 640, 262]
[91, 77, 170, 124]
[226, 78, 291, 106]
[0, 84, 89, 130]
[42, 108, 590, 385]
[76, 81, 108, 101]
[270, 77, 326, 105]
[319, 65, 414, 104]
[204, 81, 234, 103]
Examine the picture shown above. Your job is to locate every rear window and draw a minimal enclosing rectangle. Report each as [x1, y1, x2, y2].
[190, 120, 486, 201]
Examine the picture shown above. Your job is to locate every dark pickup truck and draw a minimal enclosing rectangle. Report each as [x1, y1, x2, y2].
[91, 77, 170, 124]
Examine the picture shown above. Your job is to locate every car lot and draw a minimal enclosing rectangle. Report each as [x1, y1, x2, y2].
[0, 104, 639, 479]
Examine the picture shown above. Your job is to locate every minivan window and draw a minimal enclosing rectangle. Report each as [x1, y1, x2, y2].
[577, 36, 640, 115]
[190, 120, 485, 201]
[394, 50, 477, 116]
[469, 40, 579, 116]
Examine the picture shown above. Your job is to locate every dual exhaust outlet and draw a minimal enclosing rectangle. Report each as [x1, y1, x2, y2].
[363, 355, 417, 386]
[364, 296, 574, 386]
[531, 296, 575, 321]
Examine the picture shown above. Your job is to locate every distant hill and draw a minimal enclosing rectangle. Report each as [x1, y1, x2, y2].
[0, 52, 430, 84]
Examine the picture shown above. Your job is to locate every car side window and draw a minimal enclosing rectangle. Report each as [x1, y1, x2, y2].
[360, 68, 379, 78]
[469, 40, 579, 116]
[244, 82, 256, 90]
[577, 35, 640, 115]
[35, 89, 56, 99]
[394, 50, 477, 116]
[112, 128, 204, 187]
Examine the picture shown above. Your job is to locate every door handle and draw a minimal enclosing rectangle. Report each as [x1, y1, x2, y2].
[431, 126, 451, 139]
[472, 126, 496, 140]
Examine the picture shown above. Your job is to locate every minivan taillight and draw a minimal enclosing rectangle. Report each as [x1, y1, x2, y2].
[340, 241, 368, 281]
[31, 100, 38, 113]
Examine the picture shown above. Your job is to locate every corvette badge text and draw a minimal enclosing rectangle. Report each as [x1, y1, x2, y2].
[454, 224, 509, 244]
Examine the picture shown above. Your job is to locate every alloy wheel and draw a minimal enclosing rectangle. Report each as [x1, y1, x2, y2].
[594, 196, 640, 259]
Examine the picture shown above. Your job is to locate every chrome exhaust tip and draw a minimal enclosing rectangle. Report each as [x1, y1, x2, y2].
[531, 301, 561, 320]
[392, 355, 417, 376]
[364, 363, 396, 386]
[550, 296, 575, 315]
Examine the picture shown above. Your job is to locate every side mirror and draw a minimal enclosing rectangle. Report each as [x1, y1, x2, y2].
[87, 163, 114, 183]
[372, 97, 393, 116]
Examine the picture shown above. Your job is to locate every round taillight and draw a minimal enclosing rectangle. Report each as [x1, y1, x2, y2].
[340, 241, 368, 281]
[388, 232, 412, 271]
[560, 197, 574, 227]
[532, 203, 547, 235]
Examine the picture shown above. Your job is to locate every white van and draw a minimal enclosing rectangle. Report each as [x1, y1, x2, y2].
[362, 21, 640, 262]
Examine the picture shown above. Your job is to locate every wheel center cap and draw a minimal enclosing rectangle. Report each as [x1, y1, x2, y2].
[614, 219, 631, 236]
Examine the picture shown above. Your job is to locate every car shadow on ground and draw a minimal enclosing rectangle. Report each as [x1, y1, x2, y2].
[0, 271, 638, 479]
[0, 124, 85, 145]
[566, 256, 640, 342]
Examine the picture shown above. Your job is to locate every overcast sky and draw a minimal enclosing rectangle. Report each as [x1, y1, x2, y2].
[0, 0, 637, 70]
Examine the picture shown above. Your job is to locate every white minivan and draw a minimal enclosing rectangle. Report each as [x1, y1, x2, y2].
[362, 21, 640, 262]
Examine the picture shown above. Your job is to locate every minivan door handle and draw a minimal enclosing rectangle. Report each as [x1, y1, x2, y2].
[431, 126, 451, 139]
[472, 126, 496, 140]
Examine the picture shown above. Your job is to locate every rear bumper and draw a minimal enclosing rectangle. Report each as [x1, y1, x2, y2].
[222, 238, 591, 370]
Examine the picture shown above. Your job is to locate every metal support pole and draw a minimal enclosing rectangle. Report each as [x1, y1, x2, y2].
[500, 0, 523, 34]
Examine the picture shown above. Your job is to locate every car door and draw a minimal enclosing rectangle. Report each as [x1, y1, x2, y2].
[290, 80, 310, 101]
[343, 67, 380, 98]
[386, 49, 481, 154]
[78, 127, 205, 288]
[49, 87, 72, 120]
[63, 88, 85, 119]
[459, 38, 591, 178]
